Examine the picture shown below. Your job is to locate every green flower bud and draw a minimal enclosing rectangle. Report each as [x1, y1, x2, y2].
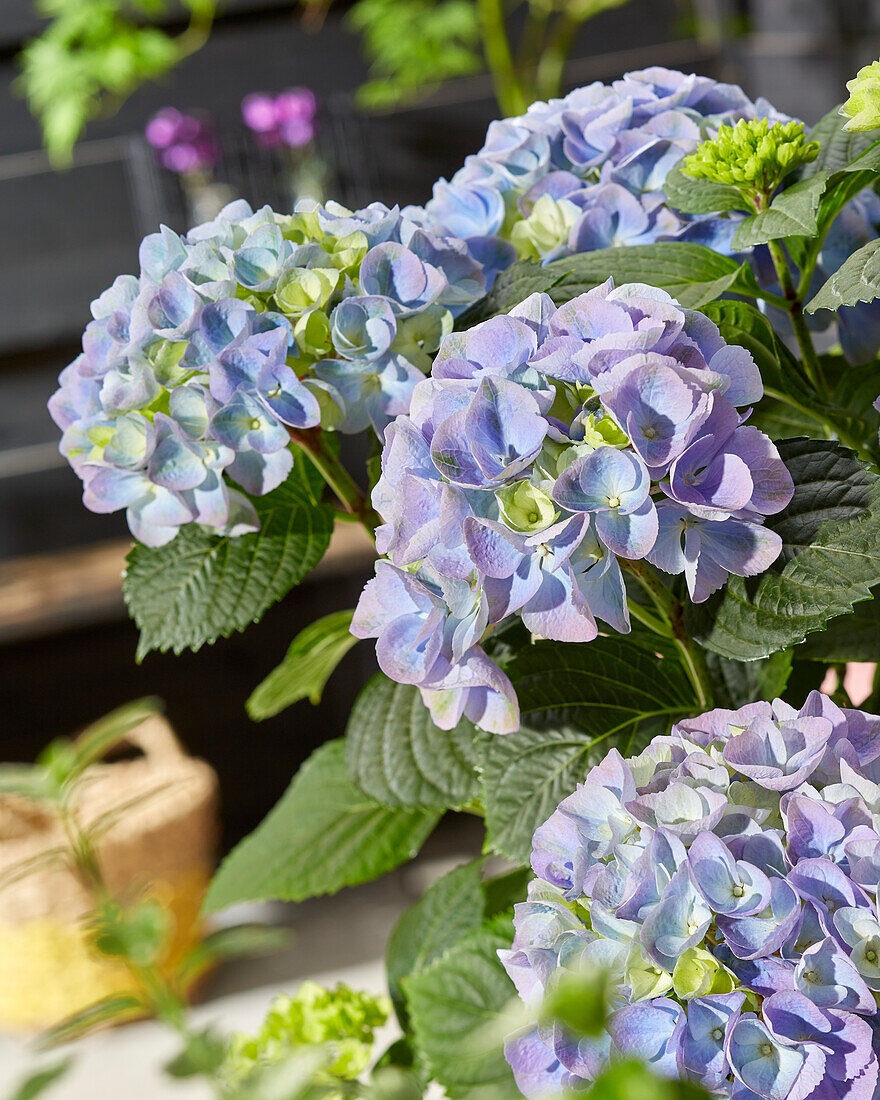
[672, 947, 737, 999]
[294, 308, 333, 357]
[148, 339, 189, 385]
[625, 943, 674, 1002]
[841, 60, 880, 132]
[275, 268, 340, 316]
[321, 231, 370, 273]
[682, 118, 820, 200]
[222, 981, 390, 1088]
[392, 305, 452, 372]
[496, 479, 558, 532]
[510, 195, 579, 260]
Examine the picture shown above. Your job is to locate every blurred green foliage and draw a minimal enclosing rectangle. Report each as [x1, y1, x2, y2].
[17, 0, 216, 164]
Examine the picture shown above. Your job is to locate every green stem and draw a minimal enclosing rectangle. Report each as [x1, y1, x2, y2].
[766, 236, 827, 397]
[174, 0, 217, 60]
[625, 562, 713, 710]
[289, 427, 380, 538]
[476, 0, 529, 116]
[626, 597, 673, 638]
[534, 9, 580, 101]
[515, 2, 550, 96]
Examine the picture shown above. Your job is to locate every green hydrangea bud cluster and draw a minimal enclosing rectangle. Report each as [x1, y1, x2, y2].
[841, 59, 880, 132]
[682, 118, 820, 202]
[222, 981, 390, 1089]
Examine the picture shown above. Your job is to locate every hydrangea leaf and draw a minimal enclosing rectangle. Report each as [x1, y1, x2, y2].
[246, 609, 359, 720]
[125, 463, 334, 659]
[387, 858, 486, 1024]
[806, 238, 880, 313]
[205, 741, 441, 911]
[732, 175, 827, 249]
[796, 585, 880, 662]
[686, 439, 880, 660]
[480, 635, 698, 863]
[457, 244, 760, 327]
[345, 674, 483, 810]
[662, 166, 752, 215]
[704, 650, 794, 710]
[403, 913, 520, 1100]
[803, 105, 880, 175]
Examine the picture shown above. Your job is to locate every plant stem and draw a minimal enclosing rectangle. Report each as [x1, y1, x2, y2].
[534, 9, 579, 101]
[476, 0, 528, 116]
[626, 598, 673, 638]
[288, 428, 380, 538]
[625, 562, 713, 710]
[765, 237, 826, 395]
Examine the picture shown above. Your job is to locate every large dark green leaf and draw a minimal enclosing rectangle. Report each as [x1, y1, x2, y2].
[345, 674, 482, 810]
[805, 106, 880, 175]
[205, 741, 440, 911]
[686, 439, 880, 660]
[457, 244, 760, 327]
[663, 166, 751, 215]
[125, 461, 334, 658]
[796, 587, 880, 662]
[403, 914, 519, 1100]
[480, 635, 698, 863]
[704, 651, 794, 710]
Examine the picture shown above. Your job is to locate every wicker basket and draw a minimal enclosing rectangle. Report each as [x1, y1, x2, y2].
[0, 715, 219, 1032]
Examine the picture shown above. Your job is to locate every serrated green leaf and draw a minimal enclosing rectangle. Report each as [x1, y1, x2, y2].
[204, 741, 440, 911]
[387, 858, 485, 1022]
[796, 587, 880, 661]
[806, 238, 880, 314]
[165, 1029, 227, 1079]
[457, 244, 759, 328]
[663, 165, 751, 214]
[403, 914, 519, 1100]
[345, 675, 482, 810]
[247, 609, 358, 719]
[686, 439, 880, 660]
[805, 106, 880, 175]
[733, 175, 827, 249]
[480, 635, 698, 863]
[704, 650, 794, 710]
[125, 476, 334, 659]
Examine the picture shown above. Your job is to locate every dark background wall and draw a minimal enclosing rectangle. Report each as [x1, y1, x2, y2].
[1, 0, 877, 848]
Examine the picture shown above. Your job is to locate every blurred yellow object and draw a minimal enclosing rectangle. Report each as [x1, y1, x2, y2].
[0, 717, 218, 1032]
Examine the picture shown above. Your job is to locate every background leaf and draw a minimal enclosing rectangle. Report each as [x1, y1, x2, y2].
[480, 635, 698, 863]
[386, 858, 485, 1023]
[247, 609, 358, 720]
[796, 587, 880, 662]
[686, 439, 880, 660]
[403, 914, 519, 1100]
[345, 675, 483, 810]
[205, 741, 440, 911]
[704, 650, 794, 710]
[125, 467, 334, 659]
[804, 105, 880, 175]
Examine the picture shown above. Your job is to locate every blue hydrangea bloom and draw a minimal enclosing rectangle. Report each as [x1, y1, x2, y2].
[352, 282, 793, 732]
[500, 693, 880, 1099]
[409, 67, 880, 366]
[49, 199, 488, 545]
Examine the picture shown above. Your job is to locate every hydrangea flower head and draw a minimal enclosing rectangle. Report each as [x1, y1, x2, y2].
[500, 693, 880, 1100]
[411, 67, 880, 365]
[49, 199, 488, 544]
[352, 283, 792, 733]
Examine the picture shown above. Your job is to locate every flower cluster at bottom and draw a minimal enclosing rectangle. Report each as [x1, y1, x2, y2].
[499, 692, 880, 1100]
[352, 282, 793, 734]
